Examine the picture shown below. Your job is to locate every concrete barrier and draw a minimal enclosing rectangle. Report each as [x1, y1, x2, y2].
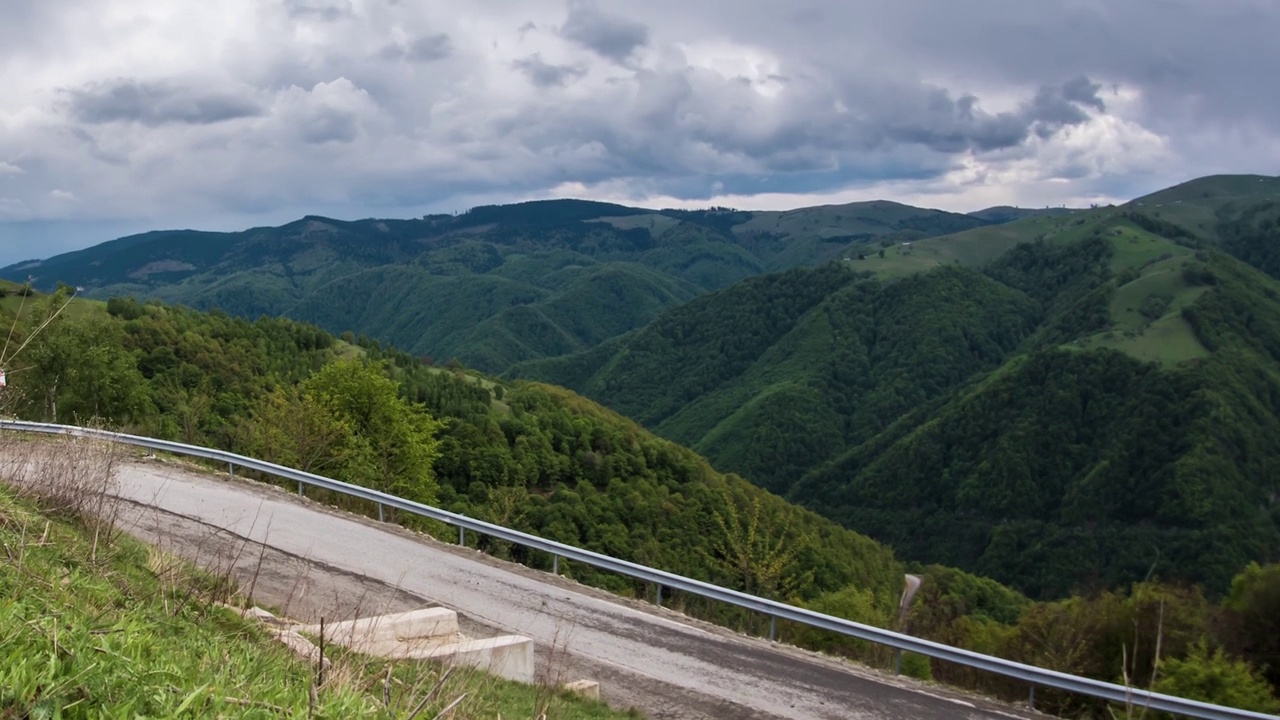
[298, 607, 534, 683]
[300, 607, 460, 654]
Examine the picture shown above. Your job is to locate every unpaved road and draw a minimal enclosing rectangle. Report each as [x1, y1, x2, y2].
[6, 444, 1047, 720]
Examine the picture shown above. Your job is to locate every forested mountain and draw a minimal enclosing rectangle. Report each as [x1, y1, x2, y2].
[3, 284, 1278, 715]
[1, 199, 990, 373]
[514, 175, 1280, 600]
[0, 288, 904, 614]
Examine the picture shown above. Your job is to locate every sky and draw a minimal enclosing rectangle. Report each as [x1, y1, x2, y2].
[1, 0, 1278, 266]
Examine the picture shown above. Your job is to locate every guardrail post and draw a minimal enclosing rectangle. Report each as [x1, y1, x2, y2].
[656, 583, 663, 607]
[893, 649, 903, 675]
[459, 525, 465, 546]
[553, 554, 559, 575]
[769, 616, 777, 642]
[297, 480, 303, 495]
[377, 503, 384, 522]
[1028, 685, 1036, 710]
[228, 462, 234, 476]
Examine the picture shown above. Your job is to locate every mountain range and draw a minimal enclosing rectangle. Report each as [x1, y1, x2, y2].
[513, 174, 1280, 597]
[7, 174, 1280, 600]
[5, 199, 1034, 373]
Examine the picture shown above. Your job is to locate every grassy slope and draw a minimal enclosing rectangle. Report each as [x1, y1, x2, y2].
[1129, 174, 1280, 238]
[0, 288, 108, 342]
[0, 477, 627, 719]
[855, 207, 1121, 279]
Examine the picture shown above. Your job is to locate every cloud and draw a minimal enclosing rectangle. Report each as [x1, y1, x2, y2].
[1025, 77, 1105, 137]
[282, 0, 352, 21]
[513, 54, 587, 87]
[0, 0, 1277, 267]
[276, 78, 376, 144]
[1060, 76, 1105, 112]
[560, 0, 649, 62]
[64, 79, 263, 127]
[381, 33, 452, 62]
[298, 108, 359, 144]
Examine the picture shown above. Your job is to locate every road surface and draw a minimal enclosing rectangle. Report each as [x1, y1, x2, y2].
[5, 442, 1047, 720]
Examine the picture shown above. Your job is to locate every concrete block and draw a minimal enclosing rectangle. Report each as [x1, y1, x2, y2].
[273, 629, 331, 669]
[300, 607, 459, 652]
[296, 606, 534, 683]
[564, 679, 600, 700]
[244, 606, 283, 624]
[395, 635, 535, 684]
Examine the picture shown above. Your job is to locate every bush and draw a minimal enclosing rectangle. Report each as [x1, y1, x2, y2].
[106, 296, 145, 321]
[1140, 295, 1171, 321]
[1150, 640, 1280, 718]
[1183, 265, 1218, 286]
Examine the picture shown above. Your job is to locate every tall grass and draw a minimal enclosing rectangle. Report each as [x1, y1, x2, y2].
[0, 433, 633, 719]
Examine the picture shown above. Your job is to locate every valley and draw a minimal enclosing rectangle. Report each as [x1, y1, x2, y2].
[3, 174, 1280, 716]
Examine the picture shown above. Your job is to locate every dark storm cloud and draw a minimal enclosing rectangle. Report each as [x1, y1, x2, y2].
[66, 79, 262, 127]
[1024, 77, 1105, 137]
[1060, 76, 1105, 112]
[867, 86, 1033, 154]
[482, 63, 1107, 202]
[560, 0, 649, 62]
[513, 54, 587, 87]
[745, 0, 1277, 133]
[608, 69, 1104, 174]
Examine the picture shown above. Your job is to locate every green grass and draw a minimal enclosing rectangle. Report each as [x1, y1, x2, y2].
[0, 287, 107, 338]
[1070, 253, 1211, 366]
[587, 213, 681, 237]
[859, 211, 1105, 279]
[1106, 225, 1194, 273]
[859, 211, 1215, 367]
[0, 479, 632, 719]
[734, 200, 977, 239]
[1074, 313, 1209, 366]
[1128, 174, 1280, 239]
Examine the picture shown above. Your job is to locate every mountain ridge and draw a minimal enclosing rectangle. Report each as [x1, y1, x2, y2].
[511, 175, 1280, 598]
[2, 197, 998, 372]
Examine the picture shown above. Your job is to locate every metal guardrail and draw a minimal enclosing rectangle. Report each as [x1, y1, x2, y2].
[2, 419, 1274, 720]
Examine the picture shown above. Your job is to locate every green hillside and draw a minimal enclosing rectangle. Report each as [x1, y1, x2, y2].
[2, 199, 991, 374]
[513, 182, 1280, 600]
[967, 206, 1078, 223]
[1128, 174, 1280, 238]
[5, 284, 1280, 714]
[0, 289, 906, 618]
[0, 479, 625, 719]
